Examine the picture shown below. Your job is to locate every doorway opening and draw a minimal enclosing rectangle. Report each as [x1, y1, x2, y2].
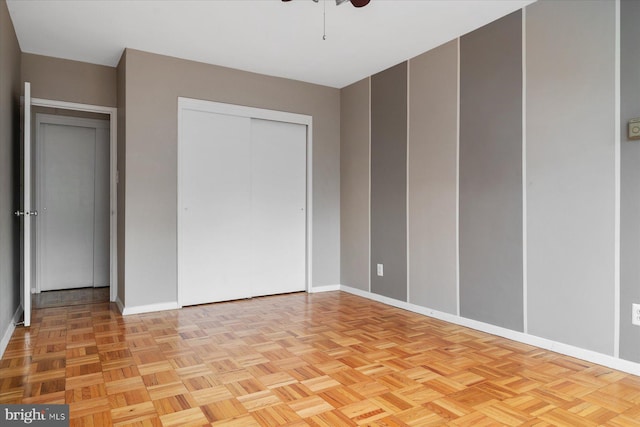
[30, 98, 117, 308]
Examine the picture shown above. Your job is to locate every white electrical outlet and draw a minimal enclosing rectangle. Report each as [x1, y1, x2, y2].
[376, 264, 384, 277]
[633, 304, 640, 326]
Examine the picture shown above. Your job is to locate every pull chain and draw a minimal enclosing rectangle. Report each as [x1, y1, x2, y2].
[323, 0, 326, 40]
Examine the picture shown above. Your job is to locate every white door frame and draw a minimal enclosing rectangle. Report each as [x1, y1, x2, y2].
[176, 97, 313, 307]
[32, 98, 118, 302]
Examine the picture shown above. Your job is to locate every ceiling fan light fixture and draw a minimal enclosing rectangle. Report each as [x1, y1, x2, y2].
[281, 0, 370, 7]
[350, 0, 370, 7]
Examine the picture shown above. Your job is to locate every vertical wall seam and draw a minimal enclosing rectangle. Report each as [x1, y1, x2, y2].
[110, 111, 118, 303]
[614, 0, 621, 359]
[456, 37, 461, 317]
[177, 104, 182, 305]
[368, 76, 372, 294]
[522, 7, 529, 334]
[406, 60, 411, 303]
[92, 130, 98, 286]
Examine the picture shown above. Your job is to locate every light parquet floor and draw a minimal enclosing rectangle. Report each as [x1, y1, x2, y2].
[2, 291, 640, 426]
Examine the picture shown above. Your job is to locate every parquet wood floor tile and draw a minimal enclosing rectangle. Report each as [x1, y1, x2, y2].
[2, 291, 640, 426]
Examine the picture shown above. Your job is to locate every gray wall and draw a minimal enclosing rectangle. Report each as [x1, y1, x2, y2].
[123, 49, 340, 308]
[340, 78, 370, 292]
[619, 0, 640, 362]
[22, 53, 116, 107]
[527, 0, 615, 355]
[341, 0, 633, 366]
[0, 0, 21, 348]
[459, 11, 523, 331]
[408, 40, 458, 314]
[370, 62, 407, 302]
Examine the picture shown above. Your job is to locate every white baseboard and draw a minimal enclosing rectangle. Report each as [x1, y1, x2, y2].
[120, 301, 179, 316]
[309, 284, 341, 293]
[0, 305, 24, 359]
[339, 285, 640, 377]
[115, 297, 125, 314]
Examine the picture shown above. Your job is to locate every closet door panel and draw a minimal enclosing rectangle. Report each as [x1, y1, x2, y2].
[180, 110, 252, 305]
[250, 119, 307, 296]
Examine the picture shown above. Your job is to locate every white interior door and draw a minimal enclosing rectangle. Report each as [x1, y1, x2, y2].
[37, 116, 110, 291]
[180, 110, 253, 305]
[19, 82, 32, 327]
[250, 119, 306, 296]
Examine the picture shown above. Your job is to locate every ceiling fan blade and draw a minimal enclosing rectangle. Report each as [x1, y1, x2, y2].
[282, 0, 370, 6]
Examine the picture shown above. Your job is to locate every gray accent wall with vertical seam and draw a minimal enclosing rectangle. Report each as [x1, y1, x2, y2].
[619, 0, 639, 362]
[620, 0, 640, 363]
[408, 41, 458, 314]
[340, 0, 638, 371]
[371, 62, 408, 302]
[340, 78, 370, 292]
[527, 0, 615, 355]
[459, 11, 523, 331]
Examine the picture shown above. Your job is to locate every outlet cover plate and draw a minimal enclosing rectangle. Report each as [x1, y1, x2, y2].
[376, 264, 383, 277]
[629, 118, 640, 140]
[633, 303, 640, 326]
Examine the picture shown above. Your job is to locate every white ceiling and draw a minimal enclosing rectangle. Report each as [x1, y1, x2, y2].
[6, 0, 535, 89]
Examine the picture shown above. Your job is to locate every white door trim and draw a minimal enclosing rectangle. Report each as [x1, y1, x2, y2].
[31, 98, 118, 303]
[177, 97, 313, 307]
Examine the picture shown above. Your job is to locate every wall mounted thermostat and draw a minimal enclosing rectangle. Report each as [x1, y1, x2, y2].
[629, 118, 640, 140]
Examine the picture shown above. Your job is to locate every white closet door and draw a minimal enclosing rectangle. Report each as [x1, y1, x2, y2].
[40, 124, 96, 290]
[180, 110, 253, 305]
[250, 119, 306, 296]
